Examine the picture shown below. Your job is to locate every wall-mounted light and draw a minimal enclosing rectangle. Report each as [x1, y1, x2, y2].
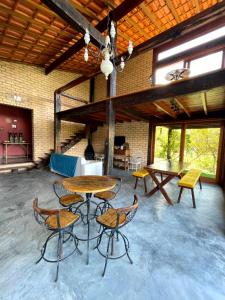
[13, 95, 22, 102]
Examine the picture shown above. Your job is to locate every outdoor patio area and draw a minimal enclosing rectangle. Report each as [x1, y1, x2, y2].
[0, 169, 225, 300]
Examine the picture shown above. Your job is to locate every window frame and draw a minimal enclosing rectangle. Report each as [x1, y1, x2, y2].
[153, 122, 223, 183]
[152, 21, 225, 85]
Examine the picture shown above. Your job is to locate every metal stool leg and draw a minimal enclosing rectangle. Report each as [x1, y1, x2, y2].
[36, 231, 55, 264]
[177, 187, 183, 203]
[55, 231, 63, 282]
[134, 177, 138, 189]
[102, 231, 113, 277]
[199, 178, 202, 190]
[144, 176, 147, 193]
[120, 232, 133, 264]
[191, 189, 196, 208]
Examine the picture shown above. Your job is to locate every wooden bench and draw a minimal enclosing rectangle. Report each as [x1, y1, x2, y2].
[177, 169, 202, 208]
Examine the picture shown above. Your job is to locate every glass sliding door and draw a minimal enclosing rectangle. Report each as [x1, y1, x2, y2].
[184, 127, 220, 179]
[155, 126, 181, 162]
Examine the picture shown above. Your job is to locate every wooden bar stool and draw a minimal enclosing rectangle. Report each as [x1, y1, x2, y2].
[32, 198, 82, 282]
[95, 195, 139, 276]
[53, 180, 84, 212]
[132, 169, 149, 193]
[94, 176, 122, 214]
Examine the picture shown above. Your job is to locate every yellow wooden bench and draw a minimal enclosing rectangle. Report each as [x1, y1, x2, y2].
[132, 169, 149, 193]
[177, 169, 202, 208]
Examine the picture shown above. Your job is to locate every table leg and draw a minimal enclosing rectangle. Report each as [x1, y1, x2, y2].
[86, 192, 92, 265]
[146, 172, 174, 205]
[6, 144, 8, 163]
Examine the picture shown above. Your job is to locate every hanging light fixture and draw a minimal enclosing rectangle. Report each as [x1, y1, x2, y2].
[83, 18, 133, 80]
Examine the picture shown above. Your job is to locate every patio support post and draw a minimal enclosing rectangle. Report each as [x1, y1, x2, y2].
[167, 128, 172, 160]
[104, 68, 117, 175]
[54, 92, 61, 153]
[179, 124, 186, 162]
[147, 123, 155, 165]
[86, 78, 95, 144]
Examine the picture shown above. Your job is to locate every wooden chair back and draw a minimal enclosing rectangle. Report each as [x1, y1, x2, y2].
[116, 195, 139, 227]
[107, 176, 122, 195]
[32, 198, 61, 228]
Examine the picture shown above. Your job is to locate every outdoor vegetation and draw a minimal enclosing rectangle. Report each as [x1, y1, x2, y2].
[155, 126, 220, 178]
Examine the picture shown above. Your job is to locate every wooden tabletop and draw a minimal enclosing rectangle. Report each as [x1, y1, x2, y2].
[63, 175, 117, 193]
[145, 160, 187, 176]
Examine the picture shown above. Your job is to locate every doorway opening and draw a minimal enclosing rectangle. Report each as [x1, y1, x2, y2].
[0, 104, 33, 165]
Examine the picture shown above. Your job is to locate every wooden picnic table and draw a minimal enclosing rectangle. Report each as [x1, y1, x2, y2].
[145, 160, 187, 205]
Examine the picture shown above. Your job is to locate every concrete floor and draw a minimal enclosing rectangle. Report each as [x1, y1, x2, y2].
[0, 169, 225, 300]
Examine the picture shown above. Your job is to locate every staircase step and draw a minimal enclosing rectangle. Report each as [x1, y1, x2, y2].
[0, 161, 36, 173]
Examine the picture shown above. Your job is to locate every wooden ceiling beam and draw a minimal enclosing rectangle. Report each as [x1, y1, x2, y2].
[58, 100, 106, 120]
[111, 69, 225, 108]
[130, 1, 225, 59]
[201, 92, 208, 115]
[153, 111, 225, 125]
[42, 0, 105, 48]
[174, 98, 191, 117]
[55, 1, 225, 88]
[45, 0, 145, 74]
[153, 102, 177, 119]
[55, 70, 100, 93]
[61, 93, 88, 104]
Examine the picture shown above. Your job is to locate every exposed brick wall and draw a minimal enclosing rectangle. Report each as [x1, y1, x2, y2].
[0, 60, 89, 161]
[92, 122, 149, 165]
[93, 51, 153, 164]
[94, 51, 152, 101]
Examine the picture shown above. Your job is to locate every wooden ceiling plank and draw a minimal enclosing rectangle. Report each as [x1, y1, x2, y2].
[56, 1, 225, 86]
[1, 31, 63, 52]
[3, 0, 20, 62]
[0, 5, 78, 44]
[139, 3, 162, 31]
[201, 92, 208, 115]
[129, 1, 225, 59]
[44, 0, 145, 74]
[153, 102, 177, 119]
[124, 16, 149, 39]
[194, 0, 201, 14]
[42, 0, 105, 48]
[0, 23, 69, 46]
[117, 108, 149, 122]
[174, 97, 191, 117]
[0, 44, 53, 57]
[165, 0, 181, 23]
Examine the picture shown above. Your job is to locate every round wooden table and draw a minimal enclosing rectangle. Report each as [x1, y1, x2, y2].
[63, 175, 116, 194]
[63, 176, 116, 264]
